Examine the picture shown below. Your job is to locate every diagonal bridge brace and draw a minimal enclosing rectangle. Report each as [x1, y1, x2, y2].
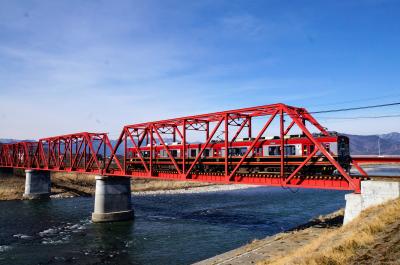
[227, 110, 279, 181]
[283, 105, 360, 192]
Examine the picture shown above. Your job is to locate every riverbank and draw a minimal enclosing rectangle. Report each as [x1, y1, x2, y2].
[0, 170, 252, 200]
[196, 198, 400, 265]
[194, 209, 344, 265]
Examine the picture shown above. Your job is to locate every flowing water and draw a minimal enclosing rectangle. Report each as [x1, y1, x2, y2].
[0, 187, 347, 265]
[1, 166, 399, 265]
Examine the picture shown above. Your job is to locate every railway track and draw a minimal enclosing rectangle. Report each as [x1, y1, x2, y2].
[132, 170, 399, 181]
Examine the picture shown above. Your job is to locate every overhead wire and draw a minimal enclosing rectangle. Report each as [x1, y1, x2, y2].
[305, 93, 400, 109]
[316, 114, 400, 120]
[309, 102, 400, 114]
[281, 102, 400, 120]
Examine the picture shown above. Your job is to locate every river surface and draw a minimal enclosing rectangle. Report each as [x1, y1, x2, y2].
[0, 187, 347, 265]
[1, 165, 399, 265]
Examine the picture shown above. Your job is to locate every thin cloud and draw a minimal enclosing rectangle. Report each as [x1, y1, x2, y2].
[0, 0, 399, 139]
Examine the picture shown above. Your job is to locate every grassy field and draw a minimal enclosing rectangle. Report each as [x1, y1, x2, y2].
[0, 169, 212, 200]
[260, 198, 400, 265]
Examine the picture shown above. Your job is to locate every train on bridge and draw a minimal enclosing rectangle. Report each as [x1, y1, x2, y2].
[2, 103, 398, 193]
[127, 133, 351, 176]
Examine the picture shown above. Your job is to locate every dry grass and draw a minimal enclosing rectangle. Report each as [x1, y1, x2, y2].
[52, 172, 95, 186]
[51, 172, 96, 196]
[131, 178, 211, 192]
[259, 198, 400, 265]
[0, 174, 25, 200]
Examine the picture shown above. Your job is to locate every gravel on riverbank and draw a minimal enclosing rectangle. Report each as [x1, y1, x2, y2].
[133, 184, 256, 195]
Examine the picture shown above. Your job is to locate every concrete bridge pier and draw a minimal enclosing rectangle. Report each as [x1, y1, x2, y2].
[344, 180, 400, 224]
[92, 176, 134, 222]
[23, 169, 51, 199]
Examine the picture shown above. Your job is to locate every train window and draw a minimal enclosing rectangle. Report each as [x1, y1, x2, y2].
[284, 145, 296, 156]
[268, 145, 296, 156]
[171, 150, 178, 157]
[254, 147, 262, 156]
[228, 148, 234, 156]
[190, 149, 197, 157]
[315, 144, 331, 155]
[268, 146, 280, 156]
[339, 140, 349, 155]
[228, 147, 247, 156]
[204, 148, 210, 157]
[310, 145, 315, 153]
[160, 150, 168, 158]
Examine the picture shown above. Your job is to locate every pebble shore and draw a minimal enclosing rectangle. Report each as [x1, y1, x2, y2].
[132, 184, 256, 196]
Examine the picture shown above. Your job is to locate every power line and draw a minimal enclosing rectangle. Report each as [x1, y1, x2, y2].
[283, 102, 400, 119]
[306, 93, 400, 109]
[310, 102, 400, 114]
[316, 114, 400, 120]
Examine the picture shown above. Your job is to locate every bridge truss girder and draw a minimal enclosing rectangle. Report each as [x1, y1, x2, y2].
[0, 103, 366, 192]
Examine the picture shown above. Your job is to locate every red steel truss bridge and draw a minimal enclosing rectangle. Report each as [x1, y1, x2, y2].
[1, 103, 399, 193]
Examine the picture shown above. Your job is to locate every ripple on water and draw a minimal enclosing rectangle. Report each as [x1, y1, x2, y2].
[13, 234, 33, 240]
[0, 245, 12, 252]
[36, 219, 89, 245]
[147, 215, 177, 221]
[39, 228, 57, 237]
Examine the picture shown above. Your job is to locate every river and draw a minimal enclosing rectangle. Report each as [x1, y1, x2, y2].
[1, 165, 399, 265]
[0, 187, 347, 265]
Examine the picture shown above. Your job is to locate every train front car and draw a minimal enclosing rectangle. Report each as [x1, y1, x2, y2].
[258, 133, 349, 176]
[299, 133, 351, 175]
[336, 135, 351, 172]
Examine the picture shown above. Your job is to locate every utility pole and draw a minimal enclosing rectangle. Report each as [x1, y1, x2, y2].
[378, 136, 381, 156]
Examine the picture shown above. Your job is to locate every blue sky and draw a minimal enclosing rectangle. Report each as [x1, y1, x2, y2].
[0, 0, 400, 139]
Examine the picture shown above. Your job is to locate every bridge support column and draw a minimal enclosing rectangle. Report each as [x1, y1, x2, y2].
[344, 181, 400, 225]
[23, 169, 51, 199]
[92, 176, 134, 223]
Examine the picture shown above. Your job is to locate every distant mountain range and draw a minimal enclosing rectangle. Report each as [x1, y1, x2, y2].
[1, 132, 400, 155]
[344, 132, 400, 155]
[0, 138, 34, 143]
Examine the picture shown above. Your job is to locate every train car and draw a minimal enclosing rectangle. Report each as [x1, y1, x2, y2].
[126, 133, 351, 176]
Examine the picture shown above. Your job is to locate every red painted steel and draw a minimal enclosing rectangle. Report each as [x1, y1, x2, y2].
[0, 133, 118, 175]
[0, 103, 382, 193]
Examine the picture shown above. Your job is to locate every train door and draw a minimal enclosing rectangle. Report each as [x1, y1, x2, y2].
[202, 148, 212, 158]
[303, 145, 315, 155]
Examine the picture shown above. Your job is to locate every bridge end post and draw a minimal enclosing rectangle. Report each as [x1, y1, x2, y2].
[23, 169, 51, 199]
[343, 180, 400, 225]
[92, 176, 134, 223]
